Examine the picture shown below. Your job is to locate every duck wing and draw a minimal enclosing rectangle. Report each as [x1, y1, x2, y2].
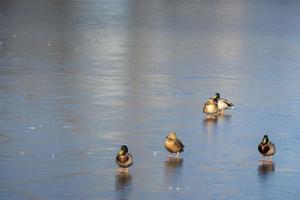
[266, 142, 276, 156]
[219, 98, 234, 108]
[175, 139, 184, 152]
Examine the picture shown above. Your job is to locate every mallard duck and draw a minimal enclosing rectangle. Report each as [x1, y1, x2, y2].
[115, 145, 133, 173]
[203, 98, 218, 118]
[164, 132, 184, 158]
[213, 93, 234, 114]
[258, 135, 276, 161]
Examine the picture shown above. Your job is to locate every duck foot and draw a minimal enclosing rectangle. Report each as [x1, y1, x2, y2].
[259, 156, 273, 164]
[218, 110, 225, 115]
[206, 115, 217, 119]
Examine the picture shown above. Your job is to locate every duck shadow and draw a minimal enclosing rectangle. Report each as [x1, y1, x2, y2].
[115, 173, 132, 199]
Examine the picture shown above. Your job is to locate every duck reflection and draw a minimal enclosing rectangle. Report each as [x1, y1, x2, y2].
[164, 157, 183, 187]
[258, 162, 275, 177]
[165, 157, 183, 170]
[217, 114, 232, 123]
[115, 173, 132, 200]
[203, 117, 218, 135]
[203, 117, 217, 126]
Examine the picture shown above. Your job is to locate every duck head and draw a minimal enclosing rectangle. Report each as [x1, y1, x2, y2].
[214, 93, 220, 100]
[262, 135, 269, 144]
[118, 145, 129, 155]
[166, 132, 177, 140]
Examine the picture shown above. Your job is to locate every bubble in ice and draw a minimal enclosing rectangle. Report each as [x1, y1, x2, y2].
[186, 186, 190, 190]
[86, 151, 95, 155]
[168, 186, 173, 190]
[28, 126, 36, 130]
[39, 125, 43, 127]
[47, 43, 51, 47]
[0, 41, 2, 45]
[75, 47, 79, 51]
[89, 40, 95, 43]
[264, 50, 268, 54]
[153, 151, 158, 156]
[20, 151, 24, 155]
[51, 154, 55, 159]
[62, 125, 72, 129]
[176, 187, 180, 191]
[24, 32, 28, 36]
[12, 33, 16, 38]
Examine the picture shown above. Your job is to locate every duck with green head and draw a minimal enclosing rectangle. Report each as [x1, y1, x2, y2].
[164, 132, 184, 158]
[116, 145, 133, 173]
[213, 93, 234, 114]
[258, 135, 276, 161]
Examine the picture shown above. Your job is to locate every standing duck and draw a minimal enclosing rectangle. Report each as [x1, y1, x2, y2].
[213, 93, 234, 114]
[115, 145, 133, 173]
[203, 98, 218, 118]
[258, 135, 276, 161]
[164, 132, 184, 158]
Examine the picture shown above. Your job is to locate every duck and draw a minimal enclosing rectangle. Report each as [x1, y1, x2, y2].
[203, 98, 218, 118]
[213, 93, 234, 114]
[115, 145, 133, 173]
[258, 135, 276, 161]
[164, 132, 184, 158]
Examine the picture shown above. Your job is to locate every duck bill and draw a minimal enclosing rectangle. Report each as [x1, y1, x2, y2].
[118, 150, 124, 155]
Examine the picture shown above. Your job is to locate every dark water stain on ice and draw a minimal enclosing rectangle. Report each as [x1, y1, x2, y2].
[1, 0, 300, 199]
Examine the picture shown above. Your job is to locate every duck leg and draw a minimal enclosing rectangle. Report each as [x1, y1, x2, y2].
[176, 152, 179, 158]
[118, 167, 129, 173]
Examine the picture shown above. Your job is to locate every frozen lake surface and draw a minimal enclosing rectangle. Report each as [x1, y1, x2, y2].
[1, 0, 300, 199]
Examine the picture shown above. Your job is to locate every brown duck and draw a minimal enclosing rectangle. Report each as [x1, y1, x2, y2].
[115, 145, 133, 173]
[258, 135, 276, 160]
[203, 98, 218, 118]
[164, 132, 184, 158]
